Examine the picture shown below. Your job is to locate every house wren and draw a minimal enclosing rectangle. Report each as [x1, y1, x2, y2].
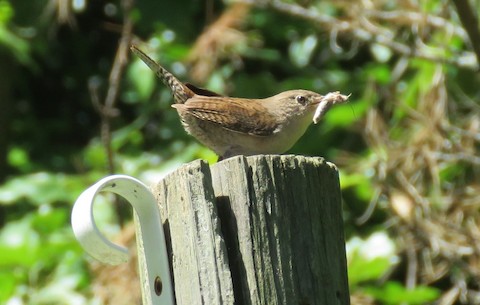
[130, 45, 349, 160]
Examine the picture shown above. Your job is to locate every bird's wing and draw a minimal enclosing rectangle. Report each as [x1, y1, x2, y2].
[172, 96, 278, 136]
[184, 83, 223, 97]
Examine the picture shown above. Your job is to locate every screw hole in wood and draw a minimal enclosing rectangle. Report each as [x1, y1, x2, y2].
[154, 276, 162, 296]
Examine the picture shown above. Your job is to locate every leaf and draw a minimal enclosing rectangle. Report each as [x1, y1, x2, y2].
[323, 97, 367, 128]
[7, 146, 31, 172]
[363, 281, 440, 304]
[347, 232, 398, 288]
[128, 58, 156, 101]
[0, 173, 94, 206]
[348, 254, 392, 287]
[0, 271, 16, 302]
[0, 25, 31, 65]
[289, 34, 318, 67]
[339, 172, 375, 202]
[0, 217, 40, 266]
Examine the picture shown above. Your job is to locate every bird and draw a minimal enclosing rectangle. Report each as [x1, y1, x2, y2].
[130, 45, 349, 160]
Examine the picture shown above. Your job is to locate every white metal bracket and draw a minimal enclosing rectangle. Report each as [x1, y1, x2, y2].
[71, 175, 174, 305]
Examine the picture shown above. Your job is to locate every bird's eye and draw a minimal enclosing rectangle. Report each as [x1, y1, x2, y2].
[295, 95, 307, 105]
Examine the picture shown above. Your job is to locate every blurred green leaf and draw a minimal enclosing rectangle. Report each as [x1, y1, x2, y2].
[0, 173, 92, 206]
[0, 26, 30, 62]
[340, 172, 375, 202]
[111, 117, 147, 151]
[32, 208, 68, 234]
[0, 1, 30, 66]
[83, 141, 107, 169]
[7, 146, 31, 172]
[289, 34, 318, 67]
[323, 97, 366, 128]
[394, 60, 436, 121]
[363, 281, 440, 304]
[128, 57, 156, 101]
[0, 271, 16, 302]
[348, 255, 392, 287]
[347, 232, 397, 288]
[365, 63, 392, 85]
[0, 217, 40, 266]
[0, 0, 13, 24]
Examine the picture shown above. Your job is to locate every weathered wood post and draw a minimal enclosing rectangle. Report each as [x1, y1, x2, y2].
[154, 155, 349, 305]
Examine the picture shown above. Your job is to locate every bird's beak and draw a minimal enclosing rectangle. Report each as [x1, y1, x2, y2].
[312, 92, 351, 124]
[310, 96, 324, 107]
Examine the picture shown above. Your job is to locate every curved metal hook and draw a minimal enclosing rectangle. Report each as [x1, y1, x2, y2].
[71, 175, 174, 305]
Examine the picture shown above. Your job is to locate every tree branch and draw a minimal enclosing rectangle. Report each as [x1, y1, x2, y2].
[90, 0, 134, 175]
[90, 0, 135, 225]
[452, 0, 480, 71]
[235, 0, 478, 69]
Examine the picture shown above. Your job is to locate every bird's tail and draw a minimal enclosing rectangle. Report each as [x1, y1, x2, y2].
[130, 45, 193, 104]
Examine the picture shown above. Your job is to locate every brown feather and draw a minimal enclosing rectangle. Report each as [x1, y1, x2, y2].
[173, 96, 279, 136]
[184, 83, 223, 97]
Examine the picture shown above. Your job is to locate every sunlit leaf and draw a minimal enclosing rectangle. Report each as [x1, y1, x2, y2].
[0, 218, 40, 266]
[348, 256, 392, 287]
[0, 0, 13, 24]
[347, 232, 397, 287]
[128, 58, 156, 100]
[7, 146, 31, 172]
[0, 271, 16, 302]
[363, 281, 440, 304]
[323, 97, 367, 127]
[0, 25, 30, 65]
[340, 172, 375, 202]
[0, 173, 92, 206]
[289, 34, 318, 67]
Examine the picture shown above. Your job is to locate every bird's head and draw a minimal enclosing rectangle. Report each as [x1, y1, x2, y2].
[266, 89, 324, 125]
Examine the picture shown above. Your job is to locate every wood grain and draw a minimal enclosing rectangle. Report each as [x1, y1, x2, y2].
[153, 155, 349, 305]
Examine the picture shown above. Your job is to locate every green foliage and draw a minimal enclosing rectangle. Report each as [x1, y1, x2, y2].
[7, 146, 32, 172]
[346, 232, 396, 284]
[0, 0, 12, 24]
[363, 282, 440, 305]
[340, 171, 375, 202]
[0, 172, 95, 206]
[0, 204, 88, 304]
[347, 232, 441, 304]
[127, 59, 156, 101]
[349, 255, 393, 287]
[0, 0, 478, 303]
[0, 1, 30, 65]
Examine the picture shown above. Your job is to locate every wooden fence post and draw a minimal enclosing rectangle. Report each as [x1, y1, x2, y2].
[153, 155, 350, 305]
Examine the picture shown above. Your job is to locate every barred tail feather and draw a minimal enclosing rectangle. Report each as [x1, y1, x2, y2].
[130, 45, 193, 104]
